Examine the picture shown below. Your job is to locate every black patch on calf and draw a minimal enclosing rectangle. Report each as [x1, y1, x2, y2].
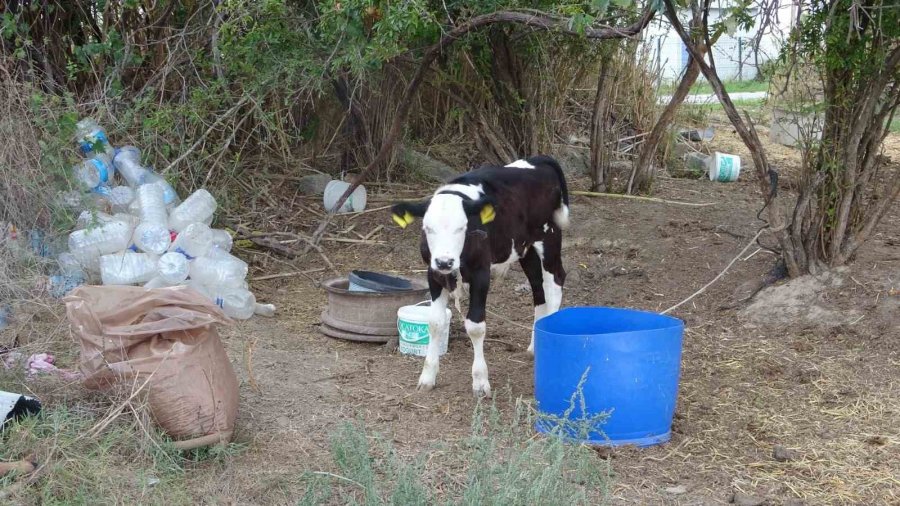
[519, 248, 547, 307]
[391, 199, 431, 220]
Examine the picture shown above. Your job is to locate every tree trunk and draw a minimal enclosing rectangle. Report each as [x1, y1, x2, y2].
[629, 0, 707, 194]
[589, 55, 614, 191]
[628, 58, 702, 194]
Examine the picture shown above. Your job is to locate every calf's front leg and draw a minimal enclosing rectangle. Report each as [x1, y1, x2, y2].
[417, 279, 449, 391]
[466, 269, 491, 397]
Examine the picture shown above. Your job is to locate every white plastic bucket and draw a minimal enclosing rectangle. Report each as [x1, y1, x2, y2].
[397, 302, 451, 357]
[323, 180, 367, 213]
[708, 152, 741, 182]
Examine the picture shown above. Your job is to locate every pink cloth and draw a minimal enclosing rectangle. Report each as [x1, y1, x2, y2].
[2, 351, 82, 381]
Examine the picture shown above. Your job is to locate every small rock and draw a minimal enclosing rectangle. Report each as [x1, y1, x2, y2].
[865, 435, 887, 446]
[567, 134, 590, 145]
[773, 444, 798, 462]
[730, 491, 767, 506]
[514, 283, 531, 294]
[276, 416, 291, 428]
[665, 485, 687, 495]
[555, 145, 591, 176]
[610, 266, 629, 276]
[399, 147, 461, 182]
[296, 174, 331, 196]
[383, 336, 399, 352]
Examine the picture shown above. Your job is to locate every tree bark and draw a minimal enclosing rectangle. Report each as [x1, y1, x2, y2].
[589, 55, 614, 191]
[629, 0, 710, 194]
[628, 58, 701, 193]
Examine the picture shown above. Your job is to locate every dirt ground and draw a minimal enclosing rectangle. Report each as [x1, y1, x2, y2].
[3, 123, 897, 505]
[178, 124, 900, 505]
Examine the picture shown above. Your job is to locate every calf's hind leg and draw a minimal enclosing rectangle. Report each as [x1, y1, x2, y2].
[534, 236, 566, 338]
[519, 248, 547, 355]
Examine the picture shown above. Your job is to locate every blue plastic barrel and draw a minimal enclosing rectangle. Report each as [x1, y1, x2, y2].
[534, 307, 684, 447]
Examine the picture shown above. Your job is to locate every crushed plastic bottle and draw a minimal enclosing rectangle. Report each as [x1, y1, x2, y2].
[168, 222, 213, 260]
[132, 184, 171, 255]
[111, 146, 150, 186]
[157, 251, 190, 284]
[168, 189, 216, 232]
[254, 303, 276, 317]
[47, 273, 84, 298]
[68, 219, 134, 271]
[209, 228, 233, 252]
[189, 281, 256, 320]
[105, 186, 135, 213]
[144, 172, 180, 208]
[75, 118, 114, 157]
[100, 251, 158, 285]
[57, 252, 85, 277]
[74, 154, 115, 190]
[75, 210, 114, 231]
[189, 247, 248, 288]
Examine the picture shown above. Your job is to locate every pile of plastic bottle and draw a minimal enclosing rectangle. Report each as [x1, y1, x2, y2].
[56, 118, 274, 320]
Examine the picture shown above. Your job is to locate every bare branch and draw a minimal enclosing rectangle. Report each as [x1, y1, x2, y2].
[308, 6, 658, 248]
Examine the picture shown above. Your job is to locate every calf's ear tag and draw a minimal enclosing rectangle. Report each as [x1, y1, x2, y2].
[480, 204, 496, 224]
[392, 211, 415, 229]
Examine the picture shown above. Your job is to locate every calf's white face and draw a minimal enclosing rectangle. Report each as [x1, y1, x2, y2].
[423, 194, 468, 274]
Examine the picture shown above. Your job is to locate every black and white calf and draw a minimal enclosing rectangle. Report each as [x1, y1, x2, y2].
[391, 155, 569, 396]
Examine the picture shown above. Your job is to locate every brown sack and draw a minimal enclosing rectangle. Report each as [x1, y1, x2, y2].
[64, 285, 238, 447]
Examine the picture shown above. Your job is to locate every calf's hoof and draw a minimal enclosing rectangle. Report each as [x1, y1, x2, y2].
[417, 376, 436, 391]
[472, 379, 492, 398]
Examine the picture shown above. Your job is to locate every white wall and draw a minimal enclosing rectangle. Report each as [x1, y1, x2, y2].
[642, 2, 796, 83]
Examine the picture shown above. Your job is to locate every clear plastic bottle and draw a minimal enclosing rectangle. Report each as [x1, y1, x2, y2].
[57, 252, 85, 277]
[189, 248, 247, 288]
[112, 146, 150, 186]
[144, 172, 180, 208]
[157, 251, 190, 284]
[100, 251, 158, 285]
[168, 222, 213, 260]
[254, 303, 276, 317]
[68, 219, 134, 272]
[75, 118, 114, 157]
[132, 184, 171, 255]
[105, 185, 135, 213]
[168, 189, 217, 232]
[209, 228, 233, 252]
[113, 213, 140, 229]
[74, 154, 115, 190]
[75, 210, 115, 230]
[189, 281, 256, 320]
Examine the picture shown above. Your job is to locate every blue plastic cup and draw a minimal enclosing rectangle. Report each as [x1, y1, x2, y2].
[534, 307, 684, 447]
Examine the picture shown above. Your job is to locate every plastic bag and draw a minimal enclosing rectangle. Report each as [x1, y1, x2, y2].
[64, 285, 238, 448]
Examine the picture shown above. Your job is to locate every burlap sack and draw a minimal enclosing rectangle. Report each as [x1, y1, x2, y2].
[64, 285, 238, 448]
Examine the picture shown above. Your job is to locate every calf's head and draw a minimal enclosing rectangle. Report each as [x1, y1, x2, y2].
[392, 194, 495, 274]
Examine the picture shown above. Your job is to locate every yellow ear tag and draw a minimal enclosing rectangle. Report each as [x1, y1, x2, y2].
[392, 211, 416, 229]
[480, 204, 496, 224]
[392, 213, 409, 229]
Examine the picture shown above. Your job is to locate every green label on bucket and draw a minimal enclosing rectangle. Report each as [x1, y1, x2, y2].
[398, 320, 429, 345]
[717, 156, 735, 181]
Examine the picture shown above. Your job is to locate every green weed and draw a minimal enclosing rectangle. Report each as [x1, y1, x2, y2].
[304, 390, 611, 506]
